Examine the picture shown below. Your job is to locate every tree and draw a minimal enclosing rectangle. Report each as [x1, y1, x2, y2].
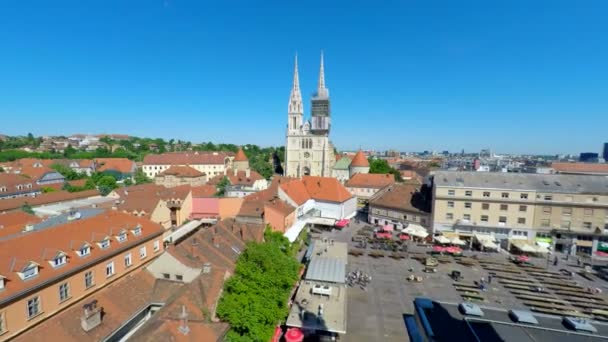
[215, 176, 230, 196]
[134, 169, 151, 185]
[0, 166, 4, 173]
[42, 187, 56, 193]
[97, 175, 118, 196]
[369, 158, 403, 182]
[50, 163, 85, 181]
[22, 202, 35, 215]
[216, 238, 300, 341]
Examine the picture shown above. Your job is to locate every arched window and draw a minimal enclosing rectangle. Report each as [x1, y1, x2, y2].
[308, 139, 313, 149]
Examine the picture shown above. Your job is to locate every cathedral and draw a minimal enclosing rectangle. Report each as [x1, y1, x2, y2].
[284, 53, 336, 178]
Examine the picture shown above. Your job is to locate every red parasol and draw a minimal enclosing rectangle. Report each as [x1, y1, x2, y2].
[285, 328, 304, 342]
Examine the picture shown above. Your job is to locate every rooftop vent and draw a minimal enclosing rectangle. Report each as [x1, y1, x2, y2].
[458, 303, 484, 317]
[563, 317, 597, 333]
[508, 310, 538, 324]
[81, 299, 102, 332]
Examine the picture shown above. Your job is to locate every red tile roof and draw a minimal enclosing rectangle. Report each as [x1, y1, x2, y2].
[159, 165, 205, 177]
[95, 158, 136, 174]
[0, 211, 43, 239]
[301, 176, 353, 203]
[191, 185, 217, 198]
[279, 179, 310, 205]
[234, 147, 248, 162]
[551, 162, 608, 174]
[0, 211, 164, 303]
[350, 150, 369, 167]
[114, 184, 191, 216]
[143, 152, 234, 165]
[369, 183, 427, 214]
[346, 173, 395, 189]
[0, 189, 98, 212]
[0, 173, 41, 194]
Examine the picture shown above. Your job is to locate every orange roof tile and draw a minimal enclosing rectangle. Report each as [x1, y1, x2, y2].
[350, 150, 369, 167]
[143, 152, 234, 165]
[234, 147, 248, 162]
[369, 183, 428, 214]
[0, 173, 41, 194]
[95, 158, 136, 174]
[301, 176, 353, 203]
[0, 211, 164, 303]
[346, 173, 395, 188]
[551, 162, 608, 174]
[0, 211, 43, 239]
[279, 179, 310, 205]
[191, 185, 217, 198]
[159, 165, 205, 177]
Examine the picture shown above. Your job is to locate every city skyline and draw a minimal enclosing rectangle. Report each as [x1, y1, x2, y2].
[1, 1, 607, 154]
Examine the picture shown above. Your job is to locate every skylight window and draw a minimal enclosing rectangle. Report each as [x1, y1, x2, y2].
[99, 239, 110, 249]
[52, 255, 67, 268]
[117, 232, 127, 243]
[22, 265, 39, 280]
[132, 226, 142, 236]
[79, 245, 91, 257]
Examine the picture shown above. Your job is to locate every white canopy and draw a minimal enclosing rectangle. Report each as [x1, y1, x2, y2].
[481, 240, 499, 250]
[403, 224, 429, 239]
[434, 235, 450, 244]
[450, 237, 466, 246]
[512, 242, 537, 253]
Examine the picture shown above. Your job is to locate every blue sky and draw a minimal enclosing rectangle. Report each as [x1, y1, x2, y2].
[0, 1, 607, 154]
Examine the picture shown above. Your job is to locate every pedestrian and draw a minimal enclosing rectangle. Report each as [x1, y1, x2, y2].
[480, 276, 485, 284]
[577, 257, 581, 266]
[488, 275, 492, 284]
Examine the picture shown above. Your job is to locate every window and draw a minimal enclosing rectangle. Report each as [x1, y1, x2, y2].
[447, 201, 454, 208]
[139, 246, 147, 259]
[78, 245, 91, 257]
[500, 204, 508, 211]
[520, 193, 528, 200]
[464, 202, 472, 209]
[501, 192, 509, 198]
[0, 311, 5, 334]
[519, 205, 527, 212]
[446, 213, 454, 220]
[22, 265, 38, 280]
[544, 195, 553, 201]
[561, 221, 571, 229]
[175, 274, 183, 281]
[99, 239, 110, 249]
[518, 218, 526, 225]
[133, 226, 142, 236]
[465, 191, 472, 197]
[463, 214, 471, 221]
[106, 262, 115, 277]
[52, 255, 67, 268]
[481, 215, 489, 222]
[153, 240, 160, 252]
[124, 253, 132, 267]
[0, 278, 4, 290]
[562, 208, 572, 216]
[483, 192, 490, 197]
[85, 271, 94, 288]
[540, 219, 550, 227]
[162, 273, 170, 279]
[117, 232, 127, 243]
[543, 207, 551, 214]
[583, 222, 592, 230]
[448, 190, 455, 196]
[27, 296, 41, 319]
[482, 203, 490, 210]
[499, 216, 507, 224]
[59, 283, 70, 302]
[584, 208, 593, 216]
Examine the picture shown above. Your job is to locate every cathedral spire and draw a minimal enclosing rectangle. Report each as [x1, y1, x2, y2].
[288, 54, 303, 114]
[316, 51, 329, 98]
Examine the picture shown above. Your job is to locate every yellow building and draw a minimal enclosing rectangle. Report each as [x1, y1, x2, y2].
[431, 171, 608, 257]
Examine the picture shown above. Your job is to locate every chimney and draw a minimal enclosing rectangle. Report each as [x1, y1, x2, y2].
[80, 300, 102, 332]
[24, 224, 34, 232]
[178, 305, 190, 335]
[245, 169, 250, 178]
[203, 262, 211, 274]
[234, 169, 238, 177]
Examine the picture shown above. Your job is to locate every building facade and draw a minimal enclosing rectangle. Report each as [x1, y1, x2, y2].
[284, 54, 335, 178]
[368, 183, 430, 230]
[431, 171, 608, 256]
[142, 152, 235, 179]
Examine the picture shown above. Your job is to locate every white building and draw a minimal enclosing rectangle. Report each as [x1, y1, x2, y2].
[285, 53, 336, 178]
[142, 151, 235, 178]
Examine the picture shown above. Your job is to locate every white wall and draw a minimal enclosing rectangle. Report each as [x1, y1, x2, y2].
[315, 197, 356, 220]
[146, 252, 201, 283]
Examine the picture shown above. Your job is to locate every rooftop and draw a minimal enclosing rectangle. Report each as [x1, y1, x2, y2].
[350, 150, 369, 168]
[143, 152, 234, 166]
[306, 257, 346, 284]
[412, 299, 608, 342]
[369, 183, 428, 214]
[433, 171, 608, 194]
[286, 281, 347, 334]
[158, 165, 205, 178]
[345, 173, 395, 189]
[95, 158, 135, 174]
[0, 189, 100, 212]
[552, 162, 608, 175]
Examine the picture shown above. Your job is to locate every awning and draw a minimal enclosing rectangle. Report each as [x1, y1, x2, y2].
[536, 241, 550, 249]
[307, 217, 336, 226]
[335, 219, 350, 228]
[481, 240, 499, 250]
[450, 237, 466, 246]
[382, 224, 394, 232]
[434, 235, 450, 244]
[403, 224, 428, 239]
[512, 241, 540, 254]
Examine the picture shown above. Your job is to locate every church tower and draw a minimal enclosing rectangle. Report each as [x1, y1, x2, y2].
[287, 55, 303, 135]
[311, 52, 331, 135]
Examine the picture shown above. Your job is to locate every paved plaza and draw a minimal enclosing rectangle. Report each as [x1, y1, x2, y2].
[315, 217, 608, 342]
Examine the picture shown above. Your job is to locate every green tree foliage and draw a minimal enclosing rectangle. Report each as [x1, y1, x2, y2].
[217, 234, 300, 342]
[41, 187, 56, 193]
[97, 175, 118, 196]
[215, 176, 230, 197]
[21, 203, 35, 215]
[0, 166, 4, 173]
[134, 168, 151, 184]
[368, 158, 403, 182]
[50, 163, 86, 180]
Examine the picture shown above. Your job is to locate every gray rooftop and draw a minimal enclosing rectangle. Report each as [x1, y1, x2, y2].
[286, 282, 347, 334]
[305, 257, 346, 283]
[434, 171, 608, 194]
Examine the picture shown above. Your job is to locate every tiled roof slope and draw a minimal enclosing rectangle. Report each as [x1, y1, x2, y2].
[0, 211, 164, 303]
[143, 152, 234, 165]
[159, 165, 205, 177]
[346, 173, 395, 188]
[0, 211, 43, 239]
[0, 189, 99, 212]
[95, 158, 135, 174]
[350, 150, 369, 167]
[301, 176, 353, 203]
[551, 162, 608, 174]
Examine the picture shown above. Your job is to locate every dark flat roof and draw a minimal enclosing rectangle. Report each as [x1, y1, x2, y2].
[417, 300, 608, 342]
